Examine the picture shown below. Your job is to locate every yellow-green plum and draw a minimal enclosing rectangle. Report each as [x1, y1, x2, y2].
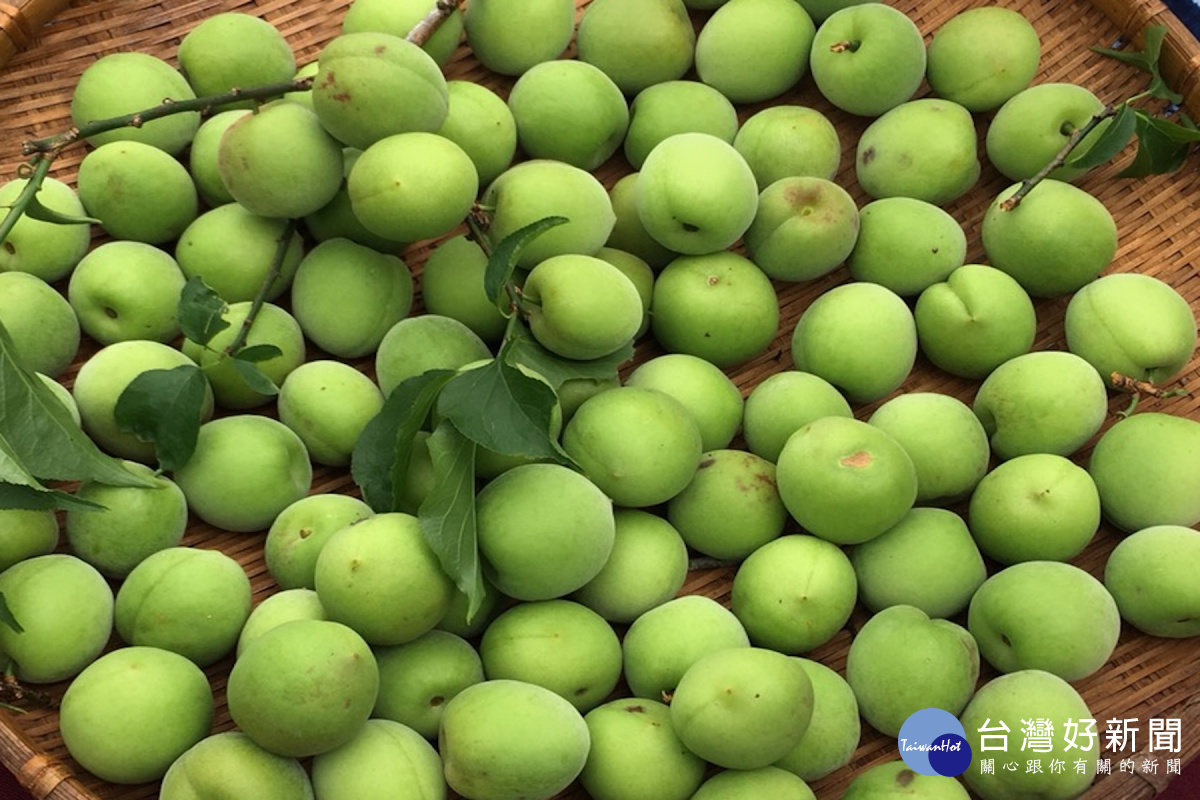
[799, 0, 881, 21]
[625, 353, 744, 450]
[160, 732, 314, 800]
[972, 351, 1108, 460]
[218, 101, 344, 219]
[373, 630, 484, 738]
[791, 282, 916, 403]
[67, 241, 186, 345]
[115, 547, 252, 667]
[856, 98, 980, 205]
[562, 386, 703, 507]
[926, 8, 1040, 112]
[695, 0, 815, 103]
[622, 595, 750, 700]
[848, 197, 967, 296]
[968, 561, 1120, 681]
[439, 679, 589, 800]
[312, 32, 448, 149]
[636, 133, 759, 255]
[343, 0, 464, 66]
[175, 204, 304, 303]
[606, 173, 678, 270]
[65, 461, 187, 578]
[436, 80, 517, 188]
[482, 160, 616, 269]
[734, 106, 841, 188]
[522, 254, 643, 360]
[595, 247, 654, 339]
[178, 13, 295, 101]
[744, 176, 859, 282]
[868, 392, 990, 504]
[0, 271, 79, 378]
[463, 0, 575, 76]
[743, 371, 853, 464]
[348, 132, 477, 243]
[0, 178, 91, 283]
[303, 148, 409, 254]
[846, 604, 979, 737]
[843, 761, 969, 799]
[480, 600, 622, 712]
[436, 576, 503, 639]
[38, 372, 81, 426]
[311, 719, 443, 799]
[775, 659, 861, 782]
[508, 59, 630, 171]
[623, 80, 738, 171]
[960, 671, 1096, 800]
[1105, 525, 1200, 638]
[670, 646, 814, 769]
[173, 415, 312, 533]
[70, 52, 199, 154]
[809, 4, 924, 116]
[776, 416, 918, 544]
[731, 534, 857, 653]
[182, 301, 306, 410]
[850, 508, 986, 619]
[651, 251, 780, 367]
[420, 235, 506, 343]
[576, 0, 695, 95]
[968, 454, 1101, 565]
[374, 315, 491, 397]
[77, 140, 197, 243]
[236, 589, 328, 658]
[693, 767, 816, 799]
[555, 375, 621, 423]
[228, 619, 379, 757]
[314, 512, 454, 646]
[0, 509, 58, 573]
[291, 238, 413, 359]
[914, 264, 1037, 380]
[580, 698, 707, 800]
[1088, 412, 1200, 531]
[188, 109, 251, 206]
[1065, 272, 1197, 386]
[278, 361, 384, 466]
[668, 449, 787, 560]
[476, 463, 615, 600]
[982, 180, 1118, 298]
[0, 554, 112, 683]
[73, 340, 214, 462]
[986, 83, 1112, 182]
[570, 509, 689, 624]
[60, 647, 213, 784]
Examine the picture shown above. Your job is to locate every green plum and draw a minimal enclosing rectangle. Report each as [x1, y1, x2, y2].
[0, 271, 80, 378]
[178, 13, 295, 100]
[0, 178, 92, 283]
[373, 630, 484, 738]
[843, 760, 969, 799]
[265, 493, 374, 591]
[745, 176, 860, 282]
[577, 0, 695, 95]
[160, 732, 314, 800]
[693, 767, 816, 799]
[775, 659, 861, 782]
[420, 235, 507, 343]
[606, 172, 678, 270]
[695, 0, 816, 103]
[742, 370, 853, 463]
[463, 0, 575, 76]
[342, 0, 464, 66]
[175, 203, 304, 303]
[926, 7, 1041, 111]
[70, 52, 199, 154]
[668, 449, 787, 560]
[522, 254, 643, 360]
[809, 4, 925, 116]
[374, 314, 491, 397]
[311, 719, 444, 799]
[67, 241, 186, 345]
[436, 80, 517, 188]
[625, 353, 744, 450]
[987, 83, 1112, 182]
[77, 140, 197, 243]
[595, 247, 654, 339]
[734, 106, 842, 188]
[848, 197, 967, 296]
[624, 81, 738, 170]
[580, 698, 707, 800]
[278, 360, 385, 466]
[856, 98, 980, 205]
[236, 589, 328, 658]
[0, 509, 58, 573]
[1105, 525, 1200, 638]
[188, 109, 251, 206]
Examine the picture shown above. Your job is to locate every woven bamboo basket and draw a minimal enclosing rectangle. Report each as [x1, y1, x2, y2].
[0, 0, 1199, 798]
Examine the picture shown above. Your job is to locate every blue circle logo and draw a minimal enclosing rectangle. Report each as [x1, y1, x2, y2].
[897, 708, 973, 777]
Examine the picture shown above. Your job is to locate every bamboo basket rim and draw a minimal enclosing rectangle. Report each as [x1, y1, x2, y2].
[1, 1, 1200, 799]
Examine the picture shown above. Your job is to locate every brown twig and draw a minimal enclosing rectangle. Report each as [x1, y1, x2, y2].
[0, 672, 56, 711]
[223, 218, 299, 356]
[999, 105, 1119, 211]
[1111, 372, 1189, 417]
[407, 0, 466, 48]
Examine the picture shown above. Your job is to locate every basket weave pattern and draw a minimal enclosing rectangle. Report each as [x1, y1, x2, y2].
[0, 0, 1199, 798]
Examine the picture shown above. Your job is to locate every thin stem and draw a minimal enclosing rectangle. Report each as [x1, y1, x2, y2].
[406, 0, 466, 47]
[999, 105, 1119, 211]
[0, 155, 53, 244]
[688, 556, 738, 571]
[224, 218, 299, 356]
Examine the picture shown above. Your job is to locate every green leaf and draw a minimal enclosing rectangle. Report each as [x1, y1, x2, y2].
[177, 277, 230, 347]
[228, 358, 279, 397]
[0, 593, 22, 634]
[417, 421, 484, 621]
[234, 344, 283, 363]
[1141, 114, 1200, 143]
[483, 216, 569, 313]
[504, 318, 633, 389]
[436, 354, 570, 465]
[1065, 104, 1136, 169]
[22, 194, 100, 226]
[0, 482, 103, 512]
[0, 320, 156, 490]
[1092, 26, 1183, 103]
[112, 364, 210, 473]
[1118, 113, 1192, 177]
[351, 369, 455, 513]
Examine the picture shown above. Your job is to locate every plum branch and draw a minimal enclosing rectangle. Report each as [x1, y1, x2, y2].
[406, 0, 466, 47]
[223, 218, 299, 357]
[999, 105, 1118, 211]
[1111, 372, 1189, 418]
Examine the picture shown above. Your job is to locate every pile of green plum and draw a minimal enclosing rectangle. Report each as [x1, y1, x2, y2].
[0, 0, 1198, 798]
